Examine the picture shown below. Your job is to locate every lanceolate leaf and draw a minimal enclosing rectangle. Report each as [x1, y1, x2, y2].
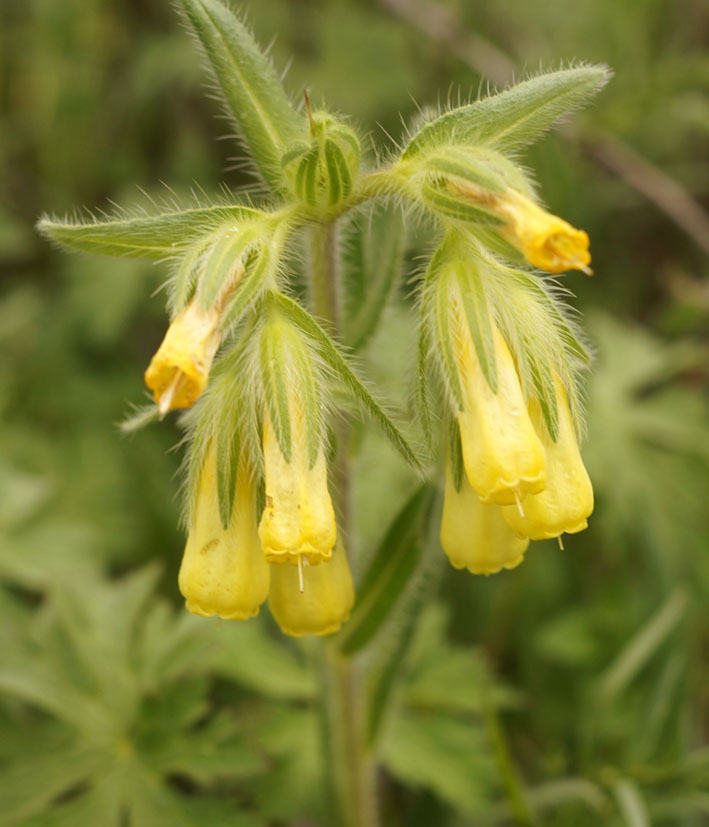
[270, 293, 422, 472]
[37, 205, 262, 260]
[402, 66, 610, 158]
[339, 485, 433, 655]
[343, 203, 405, 351]
[179, 0, 303, 193]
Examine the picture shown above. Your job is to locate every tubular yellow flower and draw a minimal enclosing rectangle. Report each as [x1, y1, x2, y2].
[268, 539, 355, 637]
[258, 406, 337, 566]
[178, 448, 270, 620]
[502, 376, 594, 540]
[144, 298, 221, 415]
[441, 459, 529, 575]
[453, 304, 546, 506]
[448, 179, 591, 275]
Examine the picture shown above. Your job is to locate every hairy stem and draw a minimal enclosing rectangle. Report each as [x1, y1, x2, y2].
[309, 221, 379, 827]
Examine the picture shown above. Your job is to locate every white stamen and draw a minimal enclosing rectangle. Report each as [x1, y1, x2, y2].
[297, 555, 304, 594]
[557, 535, 565, 550]
[513, 490, 525, 519]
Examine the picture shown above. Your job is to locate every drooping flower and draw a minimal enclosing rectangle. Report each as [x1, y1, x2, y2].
[448, 179, 591, 275]
[502, 375, 593, 540]
[145, 257, 246, 415]
[258, 403, 337, 566]
[178, 447, 270, 620]
[144, 298, 222, 415]
[441, 457, 529, 575]
[452, 299, 547, 506]
[268, 539, 355, 636]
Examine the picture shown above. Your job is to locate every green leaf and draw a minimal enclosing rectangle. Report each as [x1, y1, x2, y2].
[613, 779, 651, 827]
[0, 742, 106, 823]
[424, 147, 507, 193]
[179, 0, 303, 192]
[37, 205, 262, 260]
[380, 711, 494, 815]
[270, 292, 422, 472]
[339, 485, 432, 655]
[597, 587, 689, 702]
[402, 66, 610, 158]
[420, 180, 503, 224]
[342, 203, 405, 351]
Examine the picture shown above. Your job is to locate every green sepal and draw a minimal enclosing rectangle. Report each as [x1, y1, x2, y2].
[454, 260, 498, 393]
[259, 317, 293, 463]
[219, 243, 274, 331]
[269, 292, 422, 472]
[527, 351, 560, 441]
[428, 260, 464, 411]
[415, 296, 435, 453]
[37, 205, 263, 260]
[508, 268, 592, 366]
[342, 203, 404, 351]
[448, 418, 465, 492]
[324, 138, 351, 206]
[402, 66, 610, 158]
[178, 0, 303, 193]
[424, 147, 506, 193]
[421, 181, 503, 225]
[216, 412, 241, 530]
[338, 485, 434, 655]
[198, 224, 263, 309]
[294, 146, 320, 208]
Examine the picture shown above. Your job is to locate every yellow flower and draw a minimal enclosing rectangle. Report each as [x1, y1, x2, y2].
[144, 298, 221, 415]
[448, 180, 591, 275]
[441, 459, 529, 575]
[502, 375, 594, 540]
[268, 539, 355, 637]
[178, 447, 270, 620]
[453, 304, 546, 506]
[258, 404, 337, 566]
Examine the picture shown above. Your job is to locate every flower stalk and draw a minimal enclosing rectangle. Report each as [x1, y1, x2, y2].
[310, 221, 379, 827]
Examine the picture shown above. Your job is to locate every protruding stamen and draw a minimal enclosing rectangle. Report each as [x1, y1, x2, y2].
[513, 490, 526, 519]
[297, 555, 304, 594]
[304, 89, 315, 136]
[557, 535, 565, 550]
[158, 371, 186, 418]
[578, 262, 594, 277]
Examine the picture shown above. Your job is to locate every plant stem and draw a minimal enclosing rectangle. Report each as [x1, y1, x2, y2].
[309, 220, 379, 827]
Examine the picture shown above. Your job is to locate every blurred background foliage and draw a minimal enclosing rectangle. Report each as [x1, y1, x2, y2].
[1, 0, 708, 825]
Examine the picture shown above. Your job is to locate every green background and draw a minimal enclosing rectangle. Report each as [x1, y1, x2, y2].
[0, 0, 707, 824]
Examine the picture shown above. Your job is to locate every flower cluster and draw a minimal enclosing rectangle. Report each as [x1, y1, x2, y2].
[419, 173, 595, 575]
[40, 9, 608, 634]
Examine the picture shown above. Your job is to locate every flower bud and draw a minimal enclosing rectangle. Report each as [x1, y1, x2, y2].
[281, 112, 360, 211]
[502, 375, 593, 539]
[448, 179, 591, 274]
[441, 458, 529, 575]
[178, 448, 270, 620]
[144, 298, 221, 415]
[268, 539, 355, 636]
